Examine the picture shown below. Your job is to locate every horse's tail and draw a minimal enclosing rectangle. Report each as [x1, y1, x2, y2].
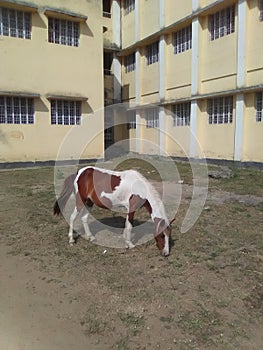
[53, 173, 77, 215]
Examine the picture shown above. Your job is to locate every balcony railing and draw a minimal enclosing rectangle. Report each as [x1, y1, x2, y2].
[103, 11, 111, 18]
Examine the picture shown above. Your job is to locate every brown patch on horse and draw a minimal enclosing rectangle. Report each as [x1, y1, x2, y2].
[76, 168, 121, 211]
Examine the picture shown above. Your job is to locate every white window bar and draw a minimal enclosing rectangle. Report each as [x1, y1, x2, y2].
[146, 108, 159, 128]
[48, 18, 79, 47]
[0, 96, 34, 124]
[260, 0, 263, 21]
[124, 0, 135, 15]
[51, 100, 81, 125]
[0, 7, 31, 39]
[173, 25, 192, 54]
[172, 102, 191, 126]
[127, 110, 136, 129]
[125, 52, 135, 73]
[256, 92, 263, 122]
[207, 96, 233, 124]
[146, 41, 159, 65]
[209, 5, 235, 41]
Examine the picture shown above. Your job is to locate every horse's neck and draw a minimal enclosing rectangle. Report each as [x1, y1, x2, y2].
[145, 186, 168, 224]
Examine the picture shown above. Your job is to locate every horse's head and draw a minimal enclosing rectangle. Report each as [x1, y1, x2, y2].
[154, 218, 175, 256]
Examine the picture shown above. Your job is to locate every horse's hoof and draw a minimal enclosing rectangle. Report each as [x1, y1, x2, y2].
[89, 236, 95, 242]
[69, 241, 75, 246]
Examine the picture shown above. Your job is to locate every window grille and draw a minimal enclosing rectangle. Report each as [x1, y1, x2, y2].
[256, 92, 263, 122]
[146, 108, 159, 128]
[260, 0, 263, 21]
[125, 52, 135, 73]
[209, 5, 235, 41]
[127, 110, 136, 129]
[146, 41, 159, 65]
[0, 96, 34, 124]
[48, 18, 79, 47]
[124, 0, 135, 15]
[51, 100, 81, 125]
[172, 102, 191, 126]
[207, 96, 233, 124]
[0, 7, 31, 39]
[173, 25, 192, 54]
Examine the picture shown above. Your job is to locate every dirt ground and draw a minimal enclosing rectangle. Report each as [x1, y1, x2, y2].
[0, 158, 263, 350]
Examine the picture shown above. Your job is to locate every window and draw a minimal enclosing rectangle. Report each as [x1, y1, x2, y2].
[103, 0, 111, 18]
[209, 5, 235, 41]
[48, 18, 79, 47]
[173, 25, 192, 54]
[146, 42, 159, 65]
[127, 110, 136, 129]
[260, 0, 263, 21]
[0, 96, 34, 124]
[124, 0, 135, 15]
[146, 108, 159, 128]
[125, 52, 135, 73]
[51, 100, 81, 125]
[207, 96, 233, 124]
[172, 102, 191, 126]
[0, 7, 31, 39]
[256, 92, 263, 122]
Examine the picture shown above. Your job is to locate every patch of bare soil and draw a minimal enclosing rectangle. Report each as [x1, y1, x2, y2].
[0, 165, 262, 350]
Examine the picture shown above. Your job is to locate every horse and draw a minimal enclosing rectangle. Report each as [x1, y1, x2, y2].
[53, 166, 175, 256]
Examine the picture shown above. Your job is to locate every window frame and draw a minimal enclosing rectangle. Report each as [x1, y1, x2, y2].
[173, 25, 192, 54]
[256, 92, 263, 122]
[207, 96, 233, 125]
[48, 17, 80, 47]
[146, 41, 159, 66]
[146, 108, 159, 128]
[0, 96, 34, 124]
[127, 110, 136, 129]
[0, 6, 32, 39]
[209, 5, 235, 41]
[50, 99, 81, 125]
[172, 102, 191, 127]
[124, 0, 135, 15]
[125, 52, 136, 73]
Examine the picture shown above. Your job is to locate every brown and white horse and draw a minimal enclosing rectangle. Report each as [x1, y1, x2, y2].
[54, 166, 174, 256]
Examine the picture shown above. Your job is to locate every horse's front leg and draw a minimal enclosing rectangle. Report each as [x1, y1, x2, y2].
[123, 212, 135, 249]
[68, 207, 78, 245]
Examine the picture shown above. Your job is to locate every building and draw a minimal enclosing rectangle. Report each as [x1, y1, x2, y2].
[1, 0, 263, 165]
[0, 0, 104, 164]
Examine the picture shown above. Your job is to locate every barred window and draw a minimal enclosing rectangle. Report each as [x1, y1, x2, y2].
[172, 102, 191, 126]
[207, 96, 233, 124]
[0, 96, 34, 124]
[256, 92, 263, 122]
[125, 52, 135, 73]
[146, 41, 159, 65]
[146, 108, 159, 128]
[127, 110, 136, 129]
[124, 0, 135, 15]
[209, 5, 235, 41]
[260, 0, 263, 21]
[0, 7, 31, 39]
[51, 100, 81, 125]
[173, 25, 192, 54]
[48, 18, 79, 47]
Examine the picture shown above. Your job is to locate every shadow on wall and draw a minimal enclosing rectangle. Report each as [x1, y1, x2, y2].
[0, 129, 8, 144]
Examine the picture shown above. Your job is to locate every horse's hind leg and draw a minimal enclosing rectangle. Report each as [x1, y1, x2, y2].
[69, 207, 78, 245]
[123, 212, 135, 249]
[81, 208, 95, 242]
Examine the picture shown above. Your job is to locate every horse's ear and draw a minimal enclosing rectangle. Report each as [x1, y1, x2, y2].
[169, 217, 176, 225]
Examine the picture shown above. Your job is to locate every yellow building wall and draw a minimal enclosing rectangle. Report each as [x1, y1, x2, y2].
[166, 33, 192, 100]
[243, 93, 263, 162]
[141, 52, 159, 103]
[0, 0, 104, 163]
[164, 109, 191, 157]
[122, 8, 135, 48]
[196, 100, 236, 160]
[165, 0, 192, 27]
[140, 0, 160, 40]
[199, 15, 237, 94]
[246, 0, 263, 86]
